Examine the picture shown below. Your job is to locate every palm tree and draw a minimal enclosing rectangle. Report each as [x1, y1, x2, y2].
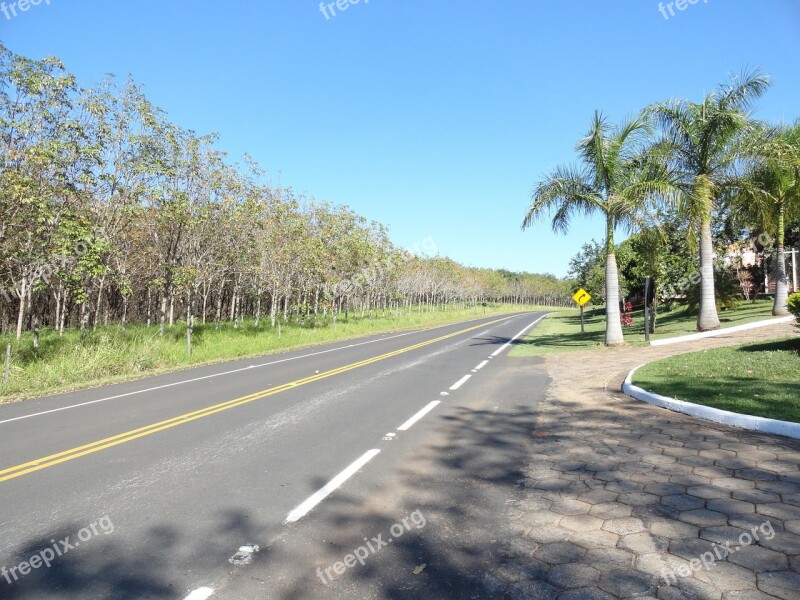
[733, 122, 800, 315]
[522, 111, 674, 345]
[649, 70, 771, 330]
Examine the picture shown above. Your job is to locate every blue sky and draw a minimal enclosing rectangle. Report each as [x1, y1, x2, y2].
[2, 0, 799, 277]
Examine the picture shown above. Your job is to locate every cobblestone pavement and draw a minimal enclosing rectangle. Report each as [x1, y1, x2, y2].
[501, 321, 800, 599]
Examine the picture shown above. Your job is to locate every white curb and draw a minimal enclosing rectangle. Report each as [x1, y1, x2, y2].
[623, 366, 800, 440]
[650, 316, 795, 346]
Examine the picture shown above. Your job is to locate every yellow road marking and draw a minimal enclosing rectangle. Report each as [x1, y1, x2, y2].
[0, 316, 511, 483]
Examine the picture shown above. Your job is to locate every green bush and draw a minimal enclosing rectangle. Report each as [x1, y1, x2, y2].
[788, 292, 800, 321]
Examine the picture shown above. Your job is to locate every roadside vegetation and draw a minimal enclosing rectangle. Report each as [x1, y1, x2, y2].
[522, 70, 800, 345]
[0, 43, 572, 398]
[0, 303, 557, 402]
[509, 299, 777, 356]
[632, 336, 800, 423]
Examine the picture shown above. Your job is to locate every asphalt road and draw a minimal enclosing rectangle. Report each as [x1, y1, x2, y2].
[0, 311, 550, 599]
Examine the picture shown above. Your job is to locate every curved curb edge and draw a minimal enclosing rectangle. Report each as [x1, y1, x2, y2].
[622, 366, 800, 440]
[650, 316, 795, 346]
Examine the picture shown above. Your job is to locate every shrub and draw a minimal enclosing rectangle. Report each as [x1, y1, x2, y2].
[788, 292, 800, 321]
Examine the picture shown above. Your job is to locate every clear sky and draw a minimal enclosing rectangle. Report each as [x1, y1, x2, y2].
[2, 0, 799, 277]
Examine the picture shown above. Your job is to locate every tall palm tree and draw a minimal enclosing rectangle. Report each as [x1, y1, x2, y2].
[733, 122, 800, 315]
[522, 111, 674, 345]
[649, 70, 771, 330]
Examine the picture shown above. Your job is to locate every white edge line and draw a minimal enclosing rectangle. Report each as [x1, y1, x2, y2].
[285, 449, 381, 523]
[490, 313, 549, 357]
[650, 316, 794, 346]
[1, 313, 524, 426]
[183, 588, 214, 600]
[397, 400, 441, 431]
[449, 374, 472, 390]
[474, 360, 489, 371]
[622, 366, 800, 440]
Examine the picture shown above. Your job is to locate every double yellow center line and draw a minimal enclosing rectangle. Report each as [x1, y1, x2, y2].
[0, 316, 510, 484]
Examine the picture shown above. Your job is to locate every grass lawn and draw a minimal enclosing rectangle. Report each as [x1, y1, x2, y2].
[0, 303, 556, 402]
[632, 336, 800, 423]
[510, 299, 779, 357]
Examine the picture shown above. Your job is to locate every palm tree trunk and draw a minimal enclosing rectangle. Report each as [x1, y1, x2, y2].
[604, 217, 624, 346]
[697, 216, 721, 330]
[772, 202, 789, 316]
[604, 253, 625, 346]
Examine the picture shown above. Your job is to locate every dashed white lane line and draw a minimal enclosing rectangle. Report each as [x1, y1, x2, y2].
[397, 401, 441, 431]
[449, 374, 471, 390]
[285, 449, 381, 523]
[490, 314, 548, 357]
[474, 360, 489, 371]
[183, 588, 214, 600]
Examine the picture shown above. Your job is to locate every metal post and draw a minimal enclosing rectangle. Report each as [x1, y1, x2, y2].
[580, 304, 585, 333]
[792, 248, 798, 293]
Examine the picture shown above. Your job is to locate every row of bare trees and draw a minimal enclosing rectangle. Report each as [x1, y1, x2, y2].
[0, 45, 571, 343]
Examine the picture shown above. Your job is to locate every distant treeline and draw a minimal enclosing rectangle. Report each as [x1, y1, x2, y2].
[0, 45, 572, 343]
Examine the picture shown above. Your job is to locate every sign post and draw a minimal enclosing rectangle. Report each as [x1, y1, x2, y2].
[644, 276, 652, 343]
[572, 288, 592, 333]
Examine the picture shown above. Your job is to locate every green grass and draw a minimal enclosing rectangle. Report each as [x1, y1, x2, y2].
[510, 299, 778, 357]
[632, 337, 800, 423]
[0, 304, 558, 402]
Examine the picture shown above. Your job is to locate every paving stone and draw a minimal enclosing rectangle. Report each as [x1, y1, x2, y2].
[579, 489, 620, 504]
[663, 494, 707, 511]
[755, 480, 800, 495]
[507, 579, 560, 600]
[670, 576, 725, 599]
[757, 503, 800, 521]
[689, 485, 733, 500]
[547, 563, 601, 588]
[727, 544, 788, 572]
[731, 489, 781, 504]
[757, 461, 800, 474]
[521, 510, 563, 527]
[558, 588, 616, 600]
[784, 520, 800, 535]
[679, 509, 729, 527]
[693, 560, 757, 592]
[551, 499, 592, 516]
[736, 468, 779, 482]
[756, 570, 800, 599]
[711, 478, 756, 491]
[699, 525, 755, 546]
[585, 546, 636, 570]
[605, 480, 646, 494]
[589, 502, 633, 519]
[535, 541, 586, 564]
[619, 491, 661, 506]
[758, 531, 800, 555]
[618, 531, 669, 553]
[706, 498, 756, 515]
[569, 528, 621, 550]
[668, 537, 718, 561]
[560, 514, 604, 532]
[722, 590, 785, 600]
[645, 482, 689, 496]
[729, 514, 785, 534]
[528, 524, 569, 544]
[651, 520, 700, 540]
[598, 569, 657, 597]
[602, 517, 647, 535]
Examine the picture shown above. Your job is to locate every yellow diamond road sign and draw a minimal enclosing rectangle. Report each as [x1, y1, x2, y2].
[573, 288, 591, 307]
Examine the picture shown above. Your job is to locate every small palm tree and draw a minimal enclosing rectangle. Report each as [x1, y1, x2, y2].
[649, 70, 771, 330]
[522, 111, 674, 345]
[733, 122, 800, 315]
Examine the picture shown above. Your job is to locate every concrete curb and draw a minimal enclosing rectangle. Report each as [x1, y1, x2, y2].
[622, 367, 800, 440]
[650, 316, 795, 346]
